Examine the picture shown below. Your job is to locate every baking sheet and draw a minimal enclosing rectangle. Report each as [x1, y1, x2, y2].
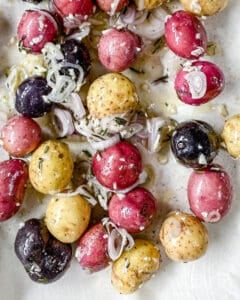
[0, 1, 240, 299]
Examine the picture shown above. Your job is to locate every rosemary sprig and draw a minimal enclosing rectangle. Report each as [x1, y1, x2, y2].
[151, 75, 169, 85]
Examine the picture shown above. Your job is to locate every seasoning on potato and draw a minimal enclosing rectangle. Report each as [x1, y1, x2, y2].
[111, 239, 161, 294]
[29, 140, 74, 194]
[221, 114, 240, 158]
[45, 195, 91, 243]
[159, 211, 208, 262]
[180, 0, 228, 16]
[86, 73, 139, 119]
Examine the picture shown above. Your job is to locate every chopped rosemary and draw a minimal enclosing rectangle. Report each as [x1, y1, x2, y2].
[82, 150, 92, 158]
[18, 38, 31, 53]
[206, 41, 217, 56]
[151, 75, 169, 85]
[44, 146, 49, 153]
[115, 117, 127, 126]
[38, 157, 44, 170]
[129, 67, 145, 74]
[99, 128, 108, 136]
[152, 37, 166, 54]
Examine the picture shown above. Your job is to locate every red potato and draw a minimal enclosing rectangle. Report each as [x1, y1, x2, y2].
[17, 10, 58, 53]
[188, 164, 232, 223]
[92, 141, 142, 190]
[1, 116, 42, 157]
[75, 223, 110, 272]
[96, 0, 129, 14]
[164, 10, 207, 59]
[109, 187, 157, 233]
[0, 159, 28, 221]
[52, 0, 94, 25]
[98, 28, 143, 72]
[174, 61, 225, 105]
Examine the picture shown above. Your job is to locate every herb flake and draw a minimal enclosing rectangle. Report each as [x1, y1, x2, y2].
[115, 117, 127, 126]
[151, 75, 169, 85]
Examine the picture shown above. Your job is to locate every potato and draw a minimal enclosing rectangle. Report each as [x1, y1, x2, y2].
[86, 73, 139, 119]
[109, 187, 157, 233]
[180, 0, 228, 16]
[29, 140, 74, 194]
[221, 114, 240, 158]
[45, 195, 91, 243]
[15, 218, 72, 283]
[111, 239, 160, 294]
[134, 0, 167, 10]
[188, 165, 232, 223]
[98, 28, 142, 72]
[165, 10, 207, 60]
[0, 159, 28, 221]
[75, 223, 110, 272]
[159, 212, 208, 262]
[1, 115, 42, 157]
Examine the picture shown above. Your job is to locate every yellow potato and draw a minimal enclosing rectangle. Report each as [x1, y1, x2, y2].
[45, 195, 91, 243]
[86, 73, 139, 119]
[111, 239, 160, 294]
[159, 212, 208, 262]
[29, 140, 73, 194]
[134, 0, 168, 10]
[180, 0, 228, 16]
[221, 114, 240, 158]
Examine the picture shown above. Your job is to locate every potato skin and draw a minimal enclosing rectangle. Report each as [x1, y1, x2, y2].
[221, 114, 240, 158]
[1, 116, 42, 157]
[29, 140, 73, 194]
[188, 165, 232, 223]
[98, 28, 142, 72]
[75, 223, 110, 272]
[159, 212, 208, 262]
[86, 73, 138, 118]
[0, 159, 28, 221]
[164, 10, 207, 60]
[45, 195, 91, 243]
[111, 239, 160, 294]
[180, 0, 228, 16]
[109, 187, 157, 233]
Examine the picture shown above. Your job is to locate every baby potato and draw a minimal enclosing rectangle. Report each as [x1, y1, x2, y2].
[180, 0, 228, 16]
[86, 73, 139, 119]
[221, 114, 240, 158]
[159, 212, 208, 262]
[29, 140, 74, 194]
[134, 0, 167, 10]
[111, 239, 160, 294]
[45, 195, 91, 243]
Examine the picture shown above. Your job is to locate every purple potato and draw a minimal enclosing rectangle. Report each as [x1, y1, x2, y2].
[60, 39, 91, 78]
[15, 218, 72, 283]
[15, 77, 52, 118]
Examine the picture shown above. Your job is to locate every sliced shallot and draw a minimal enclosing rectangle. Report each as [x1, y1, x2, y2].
[67, 22, 91, 41]
[63, 92, 86, 120]
[54, 185, 97, 206]
[90, 134, 120, 150]
[90, 169, 148, 203]
[102, 218, 134, 260]
[120, 5, 136, 24]
[185, 70, 207, 99]
[129, 7, 168, 40]
[51, 107, 75, 137]
[147, 117, 165, 153]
